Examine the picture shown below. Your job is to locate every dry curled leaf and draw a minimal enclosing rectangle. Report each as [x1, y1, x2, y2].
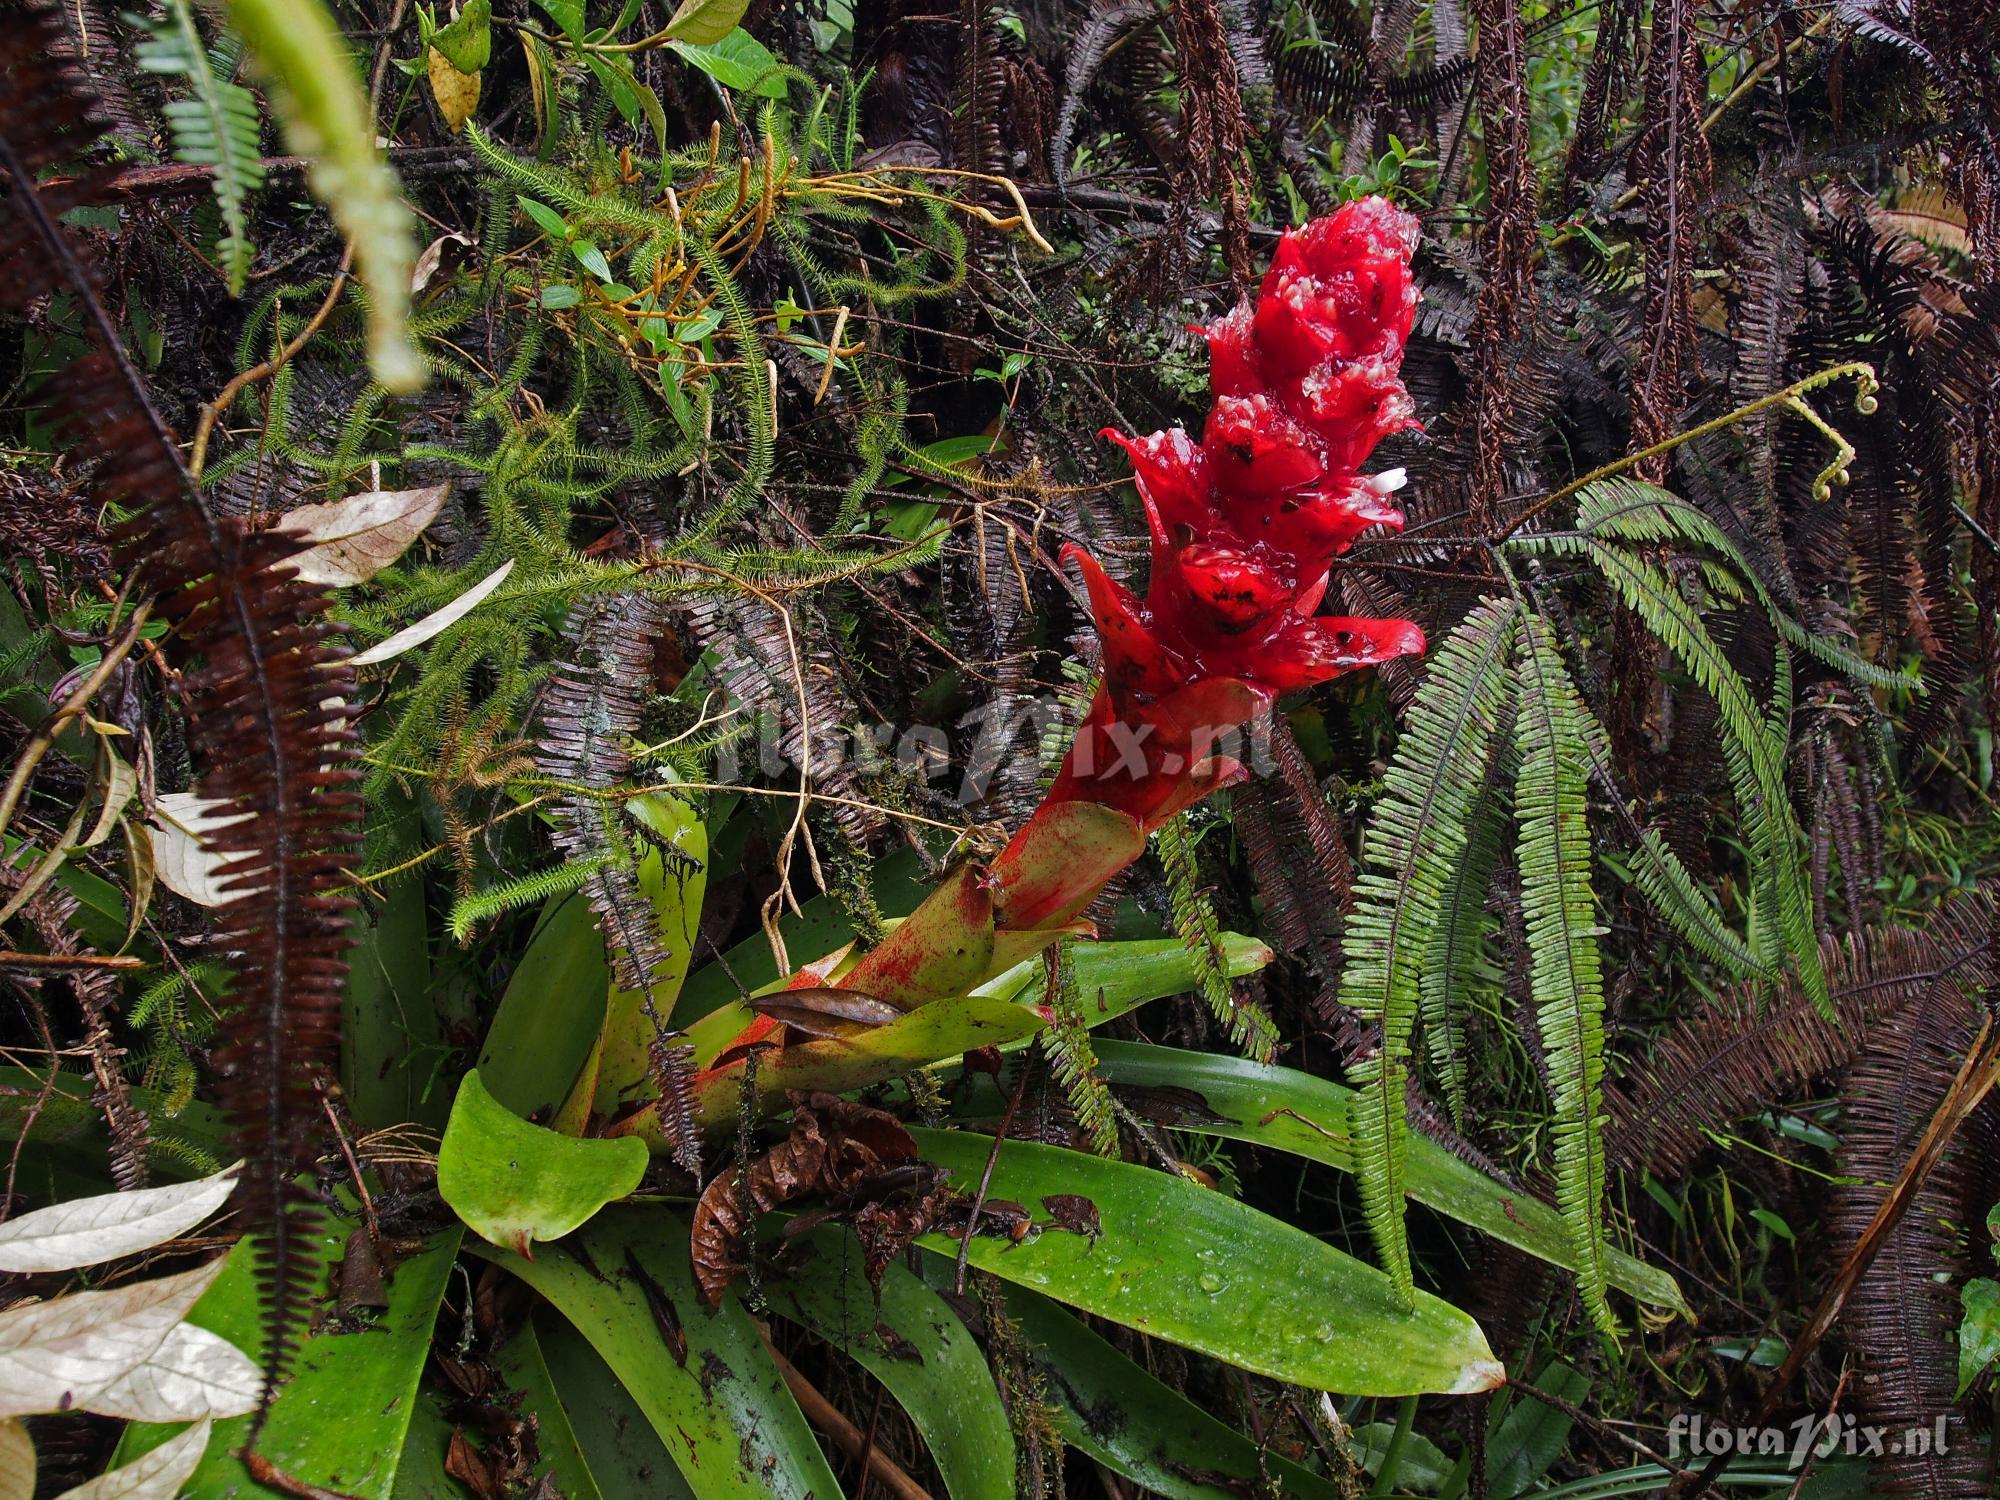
[0, 1256, 259, 1422]
[0, 1420, 33, 1500]
[689, 1093, 922, 1307]
[53, 1418, 210, 1499]
[143, 791, 254, 907]
[350, 558, 516, 666]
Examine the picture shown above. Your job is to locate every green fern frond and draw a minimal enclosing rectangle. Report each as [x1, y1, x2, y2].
[1515, 530, 1827, 1014]
[137, 0, 267, 294]
[1418, 736, 1509, 1127]
[1512, 614, 1618, 1336]
[1567, 478, 1921, 695]
[1340, 596, 1521, 1302]
[220, 0, 420, 387]
[1158, 811, 1278, 1062]
[448, 851, 617, 941]
[1040, 938, 1119, 1156]
[1570, 694, 1765, 973]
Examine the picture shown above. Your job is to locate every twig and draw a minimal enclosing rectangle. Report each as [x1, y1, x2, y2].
[1669, 1019, 2000, 1498]
[320, 1087, 380, 1253]
[1489, 362, 1877, 544]
[240, 1454, 362, 1500]
[954, 1055, 1032, 1295]
[188, 250, 354, 479]
[0, 950, 145, 971]
[762, 1337, 936, 1500]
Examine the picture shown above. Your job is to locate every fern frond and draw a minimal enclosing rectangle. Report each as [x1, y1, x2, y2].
[1567, 478, 1921, 695]
[1040, 938, 1119, 1157]
[1515, 530, 1828, 1014]
[220, 0, 419, 387]
[1570, 693, 1766, 973]
[1158, 811, 1277, 1062]
[1419, 735, 1509, 1127]
[136, 0, 265, 294]
[1511, 615, 1618, 1337]
[1340, 597, 1521, 1302]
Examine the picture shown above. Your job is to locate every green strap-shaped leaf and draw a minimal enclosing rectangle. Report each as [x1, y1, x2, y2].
[219, 0, 421, 389]
[909, 1129, 1503, 1396]
[117, 1212, 462, 1496]
[468, 1209, 842, 1499]
[1340, 597, 1521, 1303]
[994, 1284, 1348, 1499]
[1085, 1042, 1685, 1314]
[763, 1226, 1015, 1500]
[1512, 615, 1617, 1335]
[495, 1313, 700, 1499]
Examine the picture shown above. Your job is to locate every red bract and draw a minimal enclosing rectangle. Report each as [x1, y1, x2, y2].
[1015, 194, 1427, 873]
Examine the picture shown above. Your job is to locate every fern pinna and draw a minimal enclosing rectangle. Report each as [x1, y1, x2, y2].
[0, 0, 364, 1408]
[134, 0, 265, 294]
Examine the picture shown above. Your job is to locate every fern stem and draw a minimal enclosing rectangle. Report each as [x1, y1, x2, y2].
[1490, 361, 1878, 543]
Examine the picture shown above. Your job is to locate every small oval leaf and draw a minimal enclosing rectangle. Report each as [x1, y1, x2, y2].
[439, 1070, 647, 1256]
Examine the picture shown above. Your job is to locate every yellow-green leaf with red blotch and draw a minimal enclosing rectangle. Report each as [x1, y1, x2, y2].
[842, 861, 996, 1010]
[990, 801, 1147, 930]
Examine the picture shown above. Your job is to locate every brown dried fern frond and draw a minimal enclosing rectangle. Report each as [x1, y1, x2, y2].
[1, 0, 363, 1410]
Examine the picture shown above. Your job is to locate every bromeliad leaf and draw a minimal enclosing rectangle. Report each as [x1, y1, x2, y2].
[998, 1286, 1347, 1499]
[910, 1129, 1504, 1396]
[438, 1069, 647, 1255]
[1086, 1042, 1685, 1314]
[763, 1226, 1016, 1500]
[115, 1212, 462, 1496]
[471, 1210, 844, 1499]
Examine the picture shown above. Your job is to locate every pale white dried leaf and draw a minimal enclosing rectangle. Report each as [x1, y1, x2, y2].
[143, 793, 254, 908]
[0, 1164, 241, 1273]
[0, 1419, 33, 1500]
[349, 557, 516, 666]
[0, 1257, 228, 1420]
[55, 1420, 210, 1500]
[273, 483, 450, 587]
[87, 1323, 261, 1422]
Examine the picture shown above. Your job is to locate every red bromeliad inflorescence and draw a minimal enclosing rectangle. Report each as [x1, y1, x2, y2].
[640, 198, 1428, 1141]
[995, 194, 1427, 914]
